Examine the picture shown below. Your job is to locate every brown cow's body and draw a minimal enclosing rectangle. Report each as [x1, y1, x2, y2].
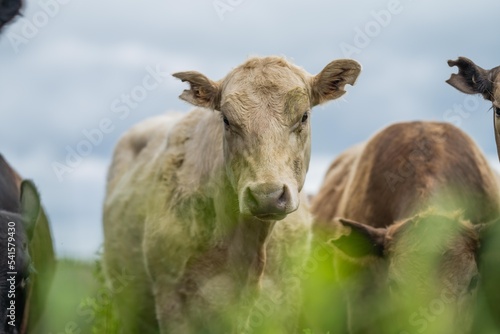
[313, 121, 500, 227]
[311, 121, 500, 333]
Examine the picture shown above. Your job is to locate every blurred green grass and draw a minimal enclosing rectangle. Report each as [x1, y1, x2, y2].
[27, 222, 500, 334]
[34, 258, 97, 334]
[32, 258, 118, 334]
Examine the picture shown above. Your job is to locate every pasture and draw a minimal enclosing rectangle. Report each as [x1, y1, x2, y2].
[29, 257, 124, 334]
[33, 230, 500, 334]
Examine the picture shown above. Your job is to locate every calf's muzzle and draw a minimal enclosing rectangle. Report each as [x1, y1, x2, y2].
[242, 182, 298, 220]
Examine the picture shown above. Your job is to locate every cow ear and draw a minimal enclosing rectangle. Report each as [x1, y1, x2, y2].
[310, 59, 361, 106]
[446, 57, 493, 99]
[475, 222, 491, 237]
[330, 218, 386, 258]
[173, 71, 221, 110]
[20, 180, 40, 241]
[475, 220, 499, 247]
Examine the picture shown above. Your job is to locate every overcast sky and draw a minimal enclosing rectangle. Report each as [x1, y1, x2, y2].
[1, 0, 499, 258]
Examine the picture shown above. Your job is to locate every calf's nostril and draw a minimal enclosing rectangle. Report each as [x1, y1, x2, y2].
[277, 185, 290, 206]
[245, 186, 259, 211]
[244, 183, 294, 216]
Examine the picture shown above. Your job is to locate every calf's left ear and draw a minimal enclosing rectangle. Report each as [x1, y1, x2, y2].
[20, 180, 41, 241]
[446, 57, 493, 99]
[330, 218, 386, 258]
[310, 59, 361, 106]
[173, 71, 221, 110]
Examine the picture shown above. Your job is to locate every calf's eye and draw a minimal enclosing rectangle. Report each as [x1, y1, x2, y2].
[223, 115, 230, 127]
[468, 274, 479, 293]
[301, 112, 309, 123]
[495, 107, 500, 117]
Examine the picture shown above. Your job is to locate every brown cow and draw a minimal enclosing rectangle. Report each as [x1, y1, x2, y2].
[447, 57, 500, 161]
[103, 56, 361, 333]
[311, 121, 500, 333]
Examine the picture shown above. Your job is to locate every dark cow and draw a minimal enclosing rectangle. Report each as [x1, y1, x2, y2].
[311, 122, 500, 334]
[0, 155, 55, 333]
[0, 0, 22, 30]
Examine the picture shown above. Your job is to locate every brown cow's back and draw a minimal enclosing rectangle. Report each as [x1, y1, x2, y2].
[312, 121, 500, 229]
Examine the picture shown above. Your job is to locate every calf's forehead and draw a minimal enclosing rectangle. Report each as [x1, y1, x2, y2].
[221, 60, 310, 99]
[221, 86, 310, 116]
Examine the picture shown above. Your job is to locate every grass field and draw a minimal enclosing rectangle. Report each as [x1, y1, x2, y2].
[29, 228, 500, 334]
[32, 258, 118, 334]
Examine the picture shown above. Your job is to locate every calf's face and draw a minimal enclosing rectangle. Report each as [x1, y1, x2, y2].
[447, 57, 500, 160]
[174, 57, 360, 220]
[331, 213, 483, 332]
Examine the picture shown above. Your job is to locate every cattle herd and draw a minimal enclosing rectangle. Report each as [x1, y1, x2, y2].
[2, 3, 500, 334]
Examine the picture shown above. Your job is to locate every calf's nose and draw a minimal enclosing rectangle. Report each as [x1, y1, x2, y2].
[243, 183, 297, 219]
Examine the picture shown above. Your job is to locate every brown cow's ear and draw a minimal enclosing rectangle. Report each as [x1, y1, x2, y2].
[310, 59, 361, 106]
[173, 71, 221, 110]
[446, 57, 493, 99]
[20, 180, 40, 241]
[474, 222, 491, 237]
[474, 221, 500, 260]
[330, 218, 386, 258]
[474, 220, 500, 245]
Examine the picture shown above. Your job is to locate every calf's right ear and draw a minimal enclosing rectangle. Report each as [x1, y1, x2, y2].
[446, 57, 493, 99]
[330, 218, 386, 258]
[173, 71, 221, 110]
